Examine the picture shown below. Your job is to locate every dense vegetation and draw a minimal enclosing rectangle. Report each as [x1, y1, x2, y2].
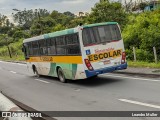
[123, 11, 160, 62]
[0, 0, 160, 63]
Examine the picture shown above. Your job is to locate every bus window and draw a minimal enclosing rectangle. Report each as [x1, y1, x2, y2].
[66, 35, 72, 45]
[27, 42, 33, 56]
[98, 26, 109, 42]
[82, 24, 122, 46]
[109, 25, 121, 40]
[65, 34, 81, 55]
[39, 39, 47, 55]
[32, 41, 39, 56]
[47, 38, 56, 55]
[56, 37, 66, 55]
[72, 34, 79, 44]
[66, 34, 79, 45]
[82, 28, 97, 45]
[56, 36, 65, 45]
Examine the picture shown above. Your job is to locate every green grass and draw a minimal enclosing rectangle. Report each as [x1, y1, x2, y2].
[0, 39, 25, 62]
[0, 55, 25, 62]
[128, 61, 160, 68]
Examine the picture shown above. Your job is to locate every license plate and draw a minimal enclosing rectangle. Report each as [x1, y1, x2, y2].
[103, 60, 111, 65]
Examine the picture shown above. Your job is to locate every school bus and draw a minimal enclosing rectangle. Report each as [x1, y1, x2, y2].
[22, 22, 127, 82]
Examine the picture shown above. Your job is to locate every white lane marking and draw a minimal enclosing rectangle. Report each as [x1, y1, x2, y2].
[17, 63, 26, 66]
[0, 61, 26, 66]
[119, 99, 160, 109]
[103, 74, 160, 82]
[35, 79, 50, 84]
[11, 63, 16, 64]
[0, 61, 7, 63]
[10, 71, 17, 74]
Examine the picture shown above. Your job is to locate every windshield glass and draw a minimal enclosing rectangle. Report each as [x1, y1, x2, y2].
[82, 24, 121, 46]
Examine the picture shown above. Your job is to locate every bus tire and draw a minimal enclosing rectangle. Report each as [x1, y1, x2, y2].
[57, 67, 67, 83]
[35, 68, 40, 78]
[33, 66, 40, 78]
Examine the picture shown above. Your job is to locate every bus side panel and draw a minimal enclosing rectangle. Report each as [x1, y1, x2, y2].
[27, 62, 51, 76]
[48, 63, 76, 80]
[26, 56, 85, 80]
[74, 64, 87, 79]
[48, 63, 57, 77]
[48, 63, 86, 80]
[55, 63, 72, 79]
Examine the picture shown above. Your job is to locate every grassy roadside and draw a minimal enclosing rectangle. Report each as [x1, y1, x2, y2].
[0, 55, 25, 61]
[127, 61, 160, 68]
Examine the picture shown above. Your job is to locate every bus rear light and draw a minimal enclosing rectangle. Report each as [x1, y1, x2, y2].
[121, 52, 126, 64]
[84, 59, 94, 71]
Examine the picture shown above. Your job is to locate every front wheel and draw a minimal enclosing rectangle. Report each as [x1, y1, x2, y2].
[34, 67, 40, 78]
[57, 68, 67, 83]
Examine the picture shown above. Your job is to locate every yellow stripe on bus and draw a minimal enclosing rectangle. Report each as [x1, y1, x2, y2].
[27, 56, 83, 64]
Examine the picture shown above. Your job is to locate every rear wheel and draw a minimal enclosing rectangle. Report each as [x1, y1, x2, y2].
[33, 67, 40, 78]
[57, 68, 67, 83]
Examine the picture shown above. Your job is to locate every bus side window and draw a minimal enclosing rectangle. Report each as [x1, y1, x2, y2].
[47, 38, 56, 55]
[32, 41, 39, 56]
[39, 39, 47, 55]
[66, 35, 72, 45]
[56, 36, 66, 55]
[72, 34, 79, 44]
[66, 34, 81, 55]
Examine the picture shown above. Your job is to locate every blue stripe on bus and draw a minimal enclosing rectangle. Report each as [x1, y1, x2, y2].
[85, 63, 127, 78]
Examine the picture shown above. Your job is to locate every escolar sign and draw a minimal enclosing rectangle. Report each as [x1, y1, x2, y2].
[87, 49, 122, 62]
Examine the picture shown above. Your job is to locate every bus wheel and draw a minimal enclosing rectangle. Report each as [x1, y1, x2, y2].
[34, 67, 40, 78]
[57, 68, 67, 83]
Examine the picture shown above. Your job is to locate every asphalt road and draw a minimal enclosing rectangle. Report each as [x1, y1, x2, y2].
[0, 61, 160, 120]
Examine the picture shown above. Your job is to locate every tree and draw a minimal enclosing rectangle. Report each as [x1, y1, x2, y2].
[52, 24, 65, 32]
[13, 30, 30, 41]
[0, 14, 7, 26]
[63, 11, 75, 18]
[88, 0, 127, 27]
[50, 10, 73, 25]
[123, 10, 160, 61]
[12, 8, 50, 30]
[30, 16, 56, 36]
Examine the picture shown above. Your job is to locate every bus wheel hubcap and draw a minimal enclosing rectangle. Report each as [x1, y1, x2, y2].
[58, 69, 65, 82]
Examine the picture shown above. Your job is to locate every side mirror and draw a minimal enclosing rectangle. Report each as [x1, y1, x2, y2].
[22, 47, 24, 52]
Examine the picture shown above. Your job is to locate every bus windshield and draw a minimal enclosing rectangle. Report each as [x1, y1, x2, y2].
[82, 24, 121, 46]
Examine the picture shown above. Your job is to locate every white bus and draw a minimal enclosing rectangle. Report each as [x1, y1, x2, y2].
[23, 22, 127, 82]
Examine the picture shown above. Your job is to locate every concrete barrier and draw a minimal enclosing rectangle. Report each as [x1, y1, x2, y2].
[0, 93, 32, 120]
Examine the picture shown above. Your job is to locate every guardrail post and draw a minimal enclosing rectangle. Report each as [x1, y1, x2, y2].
[153, 47, 158, 64]
[133, 47, 136, 62]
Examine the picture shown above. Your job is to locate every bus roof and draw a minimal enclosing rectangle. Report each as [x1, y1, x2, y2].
[83, 22, 118, 28]
[23, 22, 118, 43]
[23, 28, 77, 43]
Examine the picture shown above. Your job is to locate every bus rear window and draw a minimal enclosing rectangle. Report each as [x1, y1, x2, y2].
[82, 24, 121, 46]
